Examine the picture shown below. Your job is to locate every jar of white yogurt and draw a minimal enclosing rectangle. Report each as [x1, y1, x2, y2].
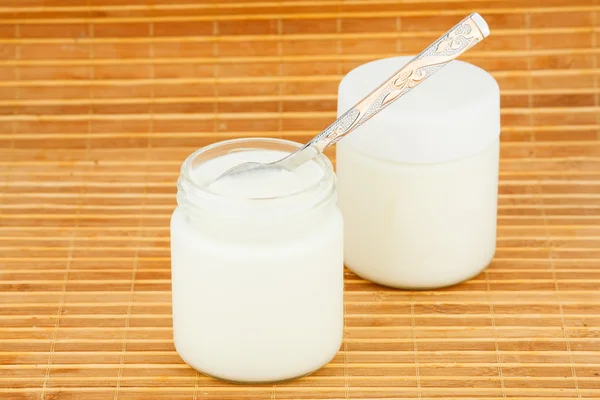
[171, 138, 344, 383]
[336, 56, 500, 289]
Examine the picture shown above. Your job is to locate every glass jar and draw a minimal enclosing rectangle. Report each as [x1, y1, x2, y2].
[336, 57, 501, 289]
[171, 138, 344, 383]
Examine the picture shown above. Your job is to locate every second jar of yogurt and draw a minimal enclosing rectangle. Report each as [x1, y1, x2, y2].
[336, 57, 501, 289]
[171, 138, 344, 383]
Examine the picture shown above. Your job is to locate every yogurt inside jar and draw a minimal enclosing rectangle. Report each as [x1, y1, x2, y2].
[202, 149, 324, 198]
[171, 138, 344, 383]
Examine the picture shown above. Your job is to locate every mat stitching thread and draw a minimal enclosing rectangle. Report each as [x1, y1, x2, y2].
[537, 138, 582, 398]
[113, 20, 152, 400]
[485, 271, 507, 398]
[410, 298, 421, 399]
[213, 20, 220, 136]
[593, 10, 600, 140]
[37, 17, 82, 398]
[277, 11, 283, 139]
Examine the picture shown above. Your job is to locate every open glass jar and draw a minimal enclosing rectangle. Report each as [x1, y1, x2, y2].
[171, 138, 344, 383]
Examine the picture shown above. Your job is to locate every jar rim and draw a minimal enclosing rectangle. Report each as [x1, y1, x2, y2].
[177, 138, 337, 219]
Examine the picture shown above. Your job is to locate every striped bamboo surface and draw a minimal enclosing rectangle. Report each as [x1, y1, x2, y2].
[1, 0, 600, 399]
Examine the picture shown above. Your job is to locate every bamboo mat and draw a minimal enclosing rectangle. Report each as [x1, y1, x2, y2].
[1, 0, 600, 399]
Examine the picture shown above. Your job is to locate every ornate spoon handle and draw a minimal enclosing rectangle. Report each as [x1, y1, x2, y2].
[307, 12, 489, 153]
[215, 13, 490, 180]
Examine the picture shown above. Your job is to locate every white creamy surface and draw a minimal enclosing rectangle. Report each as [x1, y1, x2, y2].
[197, 150, 324, 198]
[337, 140, 499, 289]
[171, 148, 343, 382]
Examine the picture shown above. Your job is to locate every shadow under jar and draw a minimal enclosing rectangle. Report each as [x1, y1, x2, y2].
[171, 138, 344, 383]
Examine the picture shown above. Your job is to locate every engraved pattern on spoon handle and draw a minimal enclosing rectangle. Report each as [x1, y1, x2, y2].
[309, 13, 487, 152]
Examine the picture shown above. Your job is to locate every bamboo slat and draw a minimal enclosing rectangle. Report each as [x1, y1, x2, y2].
[1, 0, 599, 399]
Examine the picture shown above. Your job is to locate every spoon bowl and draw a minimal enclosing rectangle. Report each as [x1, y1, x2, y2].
[217, 143, 320, 179]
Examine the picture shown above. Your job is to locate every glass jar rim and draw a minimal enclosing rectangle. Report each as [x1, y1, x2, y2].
[177, 138, 337, 220]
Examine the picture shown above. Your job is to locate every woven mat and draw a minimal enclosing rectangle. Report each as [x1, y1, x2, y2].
[1, 1, 600, 399]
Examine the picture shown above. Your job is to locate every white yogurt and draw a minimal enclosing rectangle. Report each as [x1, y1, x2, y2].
[337, 139, 499, 289]
[203, 150, 323, 198]
[336, 56, 500, 289]
[171, 140, 344, 383]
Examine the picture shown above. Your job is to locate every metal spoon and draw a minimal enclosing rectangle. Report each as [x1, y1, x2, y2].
[215, 12, 490, 181]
